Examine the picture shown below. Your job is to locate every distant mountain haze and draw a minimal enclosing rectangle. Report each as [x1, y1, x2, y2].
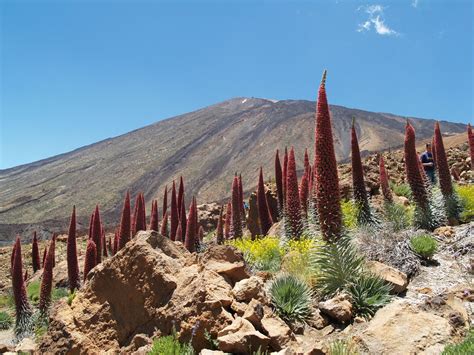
[0, 97, 466, 241]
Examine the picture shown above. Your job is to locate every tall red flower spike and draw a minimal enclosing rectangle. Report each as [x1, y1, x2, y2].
[275, 149, 284, 211]
[118, 191, 131, 251]
[175, 222, 183, 242]
[11, 237, 32, 331]
[286, 148, 303, 239]
[83, 239, 97, 281]
[238, 174, 245, 223]
[67, 206, 80, 292]
[42, 247, 47, 268]
[314, 70, 342, 241]
[50, 234, 56, 268]
[132, 193, 146, 236]
[88, 213, 94, 240]
[231, 175, 242, 238]
[216, 205, 224, 245]
[224, 201, 232, 239]
[102, 229, 108, 258]
[162, 185, 168, 218]
[404, 122, 429, 209]
[160, 211, 169, 238]
[303, 148, 310, 176]
[184, 198, 197, 252]
[299, 171, 309, 216]
[149, 200, 159, 231]
[177, 176, 184, 219]
[180, 195, 187, 239]
[351, 120, 371, 218]
[170, 181, 179, 241]
[32, 231, 41, 273]
[257, 167, 273, 235]
[379, 155, 393, 202]
[468, 123, 474, 170]
[91, 205, 102, 264]
[431, 136, 437, 169]
[283, 147, 288, 204]
[434, 122, 453, 196]
[39, 244, 53, 315]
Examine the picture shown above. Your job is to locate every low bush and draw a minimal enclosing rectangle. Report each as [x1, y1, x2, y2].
[328, 339, 359, 355]
[148, 333, 194, 355]
[456, 184, 474, 222]
[268, 274, 313, 323]
[347, 273, 391, 319]
[382, 202, 412, 231]
[341, 200, 357, 230]
[0, 311, 13, 330]
[410, 234, 438, 259]
[228, 237, 283, 272]
[390, 182, 412, 199]
[442, 328, 473, 354]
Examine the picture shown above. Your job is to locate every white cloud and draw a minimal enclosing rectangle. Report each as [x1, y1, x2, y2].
[357, 4, 399, 36]
[412, 0, 419, 8]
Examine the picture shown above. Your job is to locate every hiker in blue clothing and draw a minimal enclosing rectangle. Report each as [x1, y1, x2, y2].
[420, 143, 436, 184]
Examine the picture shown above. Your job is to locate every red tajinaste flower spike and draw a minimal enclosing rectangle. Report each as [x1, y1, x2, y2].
[404, 122, 429, 208]
[170, 181, 179, 241]
[175, 222, 183, 242]
[177, 176, 184, 219]
[91, 205, 102, 264]
[468, 123, 474, 170]
[351, 120, 371, 214]
[118, 191, 131, 250]
[102, 230, 108, 258]
[275, 149, 284, 211]
[88, 213, 94, 239]
[160, 211, 169, 238]
[379, 155, 393, 202]
[39, 243, 53, 315]
[283, 147, 288, 204]
[137, 193, 147, 234]
[431, 136, 437, 169]
[224, 201, 231, 239]
[231, 175, 242, 238]
[83, 239, 97, 281]
[24, 270, 28, 281]
[50, 234, 56, 268]
[32, 231, 41, 273]
[308, 165, 313, 199]
[67, 206, 80, 292]
[434, 122, 453, 196]
[238, 174, 245, 223]
[286, 148, 303, 239]
[162, 185, 168, 218]
[257, 167, 273, 235]
[11, 240, 16, 272]
[216, 205, 224, 244]
[299, 171, 309, 216]
[132, 194, 138, 236]
[303, 148, 310, 176]
[42, 247, 47, 268]
[314, 70, 342, 241]
[149, 200, 159, 231]
[184, 198, 197, 252]
[180, 195, 187, 239]
[11, 237, 32, 331]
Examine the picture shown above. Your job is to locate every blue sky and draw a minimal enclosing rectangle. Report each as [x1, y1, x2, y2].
[1, 0, 472, 169]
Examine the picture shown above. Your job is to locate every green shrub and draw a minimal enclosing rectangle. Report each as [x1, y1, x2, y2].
[341, 200, 358, 230]
[27, 281, 40, 305]
[383, 202, 411, 231]
[52, 288, 69, 301]
[347, 273, 391, 319]
[410, 234, 438, 259]
[281, 238, 322, 287]
[268, 274, 313, 323]
[456, 184, 474, 222]
[390, 183, 412, 199]
[67, 291, 76, 306]
[328, 339, 359, 355]
[148, 334, 194, 355]
[227, 237, 283, 272]
[442, 328, 473, 354]
[311, 236, 364, 298]
[0, 311, 13, 330]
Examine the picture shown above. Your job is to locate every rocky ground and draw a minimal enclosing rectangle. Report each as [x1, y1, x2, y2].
[0, 221, 471, 354]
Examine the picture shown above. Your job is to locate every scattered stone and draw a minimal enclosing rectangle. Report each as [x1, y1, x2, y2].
[217, 317, 270, 353]
[434, 226, 456, 238]
[242, 298, 265, 329]
[367, 260, 409, 294]
[201, 245, 250, 284]
[318, 294, 353, 323]
[232, 276, 265, 302]
[261, 314, 295, 351]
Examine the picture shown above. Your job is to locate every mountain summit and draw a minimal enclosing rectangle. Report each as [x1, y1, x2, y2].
[0, 97, 466, 239]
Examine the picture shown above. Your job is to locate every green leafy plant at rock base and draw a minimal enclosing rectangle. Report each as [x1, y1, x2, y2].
[382, 202, 412, 232]
[148, 333, 194, 355]
[347, 273, 391, 319]
[341, 200, 358, 230]
[268, 274, 313, 323]
[0, 311, 13, 330]
[456, 184, 474, 222]
[442, 328, 473, 354]
[390, 182, 412, 200]
[328, 339, 359, 355]
[410, 234, 438, 259]
[27, 281, 68, 306]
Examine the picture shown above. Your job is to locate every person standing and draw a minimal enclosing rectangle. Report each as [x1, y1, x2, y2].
[420, 143, 435, 183]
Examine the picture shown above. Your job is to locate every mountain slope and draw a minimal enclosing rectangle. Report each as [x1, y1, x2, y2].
[0, 97, 466, 240]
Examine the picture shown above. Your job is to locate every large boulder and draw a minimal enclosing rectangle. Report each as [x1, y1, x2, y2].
[38, 231, 251, 353]
[318, 294, 353, 323]
[217, 317, 270, 353]
[367, 261, 408, 294]
[232, 276, 265, 302]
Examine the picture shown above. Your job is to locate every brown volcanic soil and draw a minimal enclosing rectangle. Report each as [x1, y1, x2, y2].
[0, 97, 467, 242]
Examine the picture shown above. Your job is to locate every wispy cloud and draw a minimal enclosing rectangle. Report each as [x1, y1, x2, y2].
[357, 4, 399, 36]
[411, 0, 419, 8]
